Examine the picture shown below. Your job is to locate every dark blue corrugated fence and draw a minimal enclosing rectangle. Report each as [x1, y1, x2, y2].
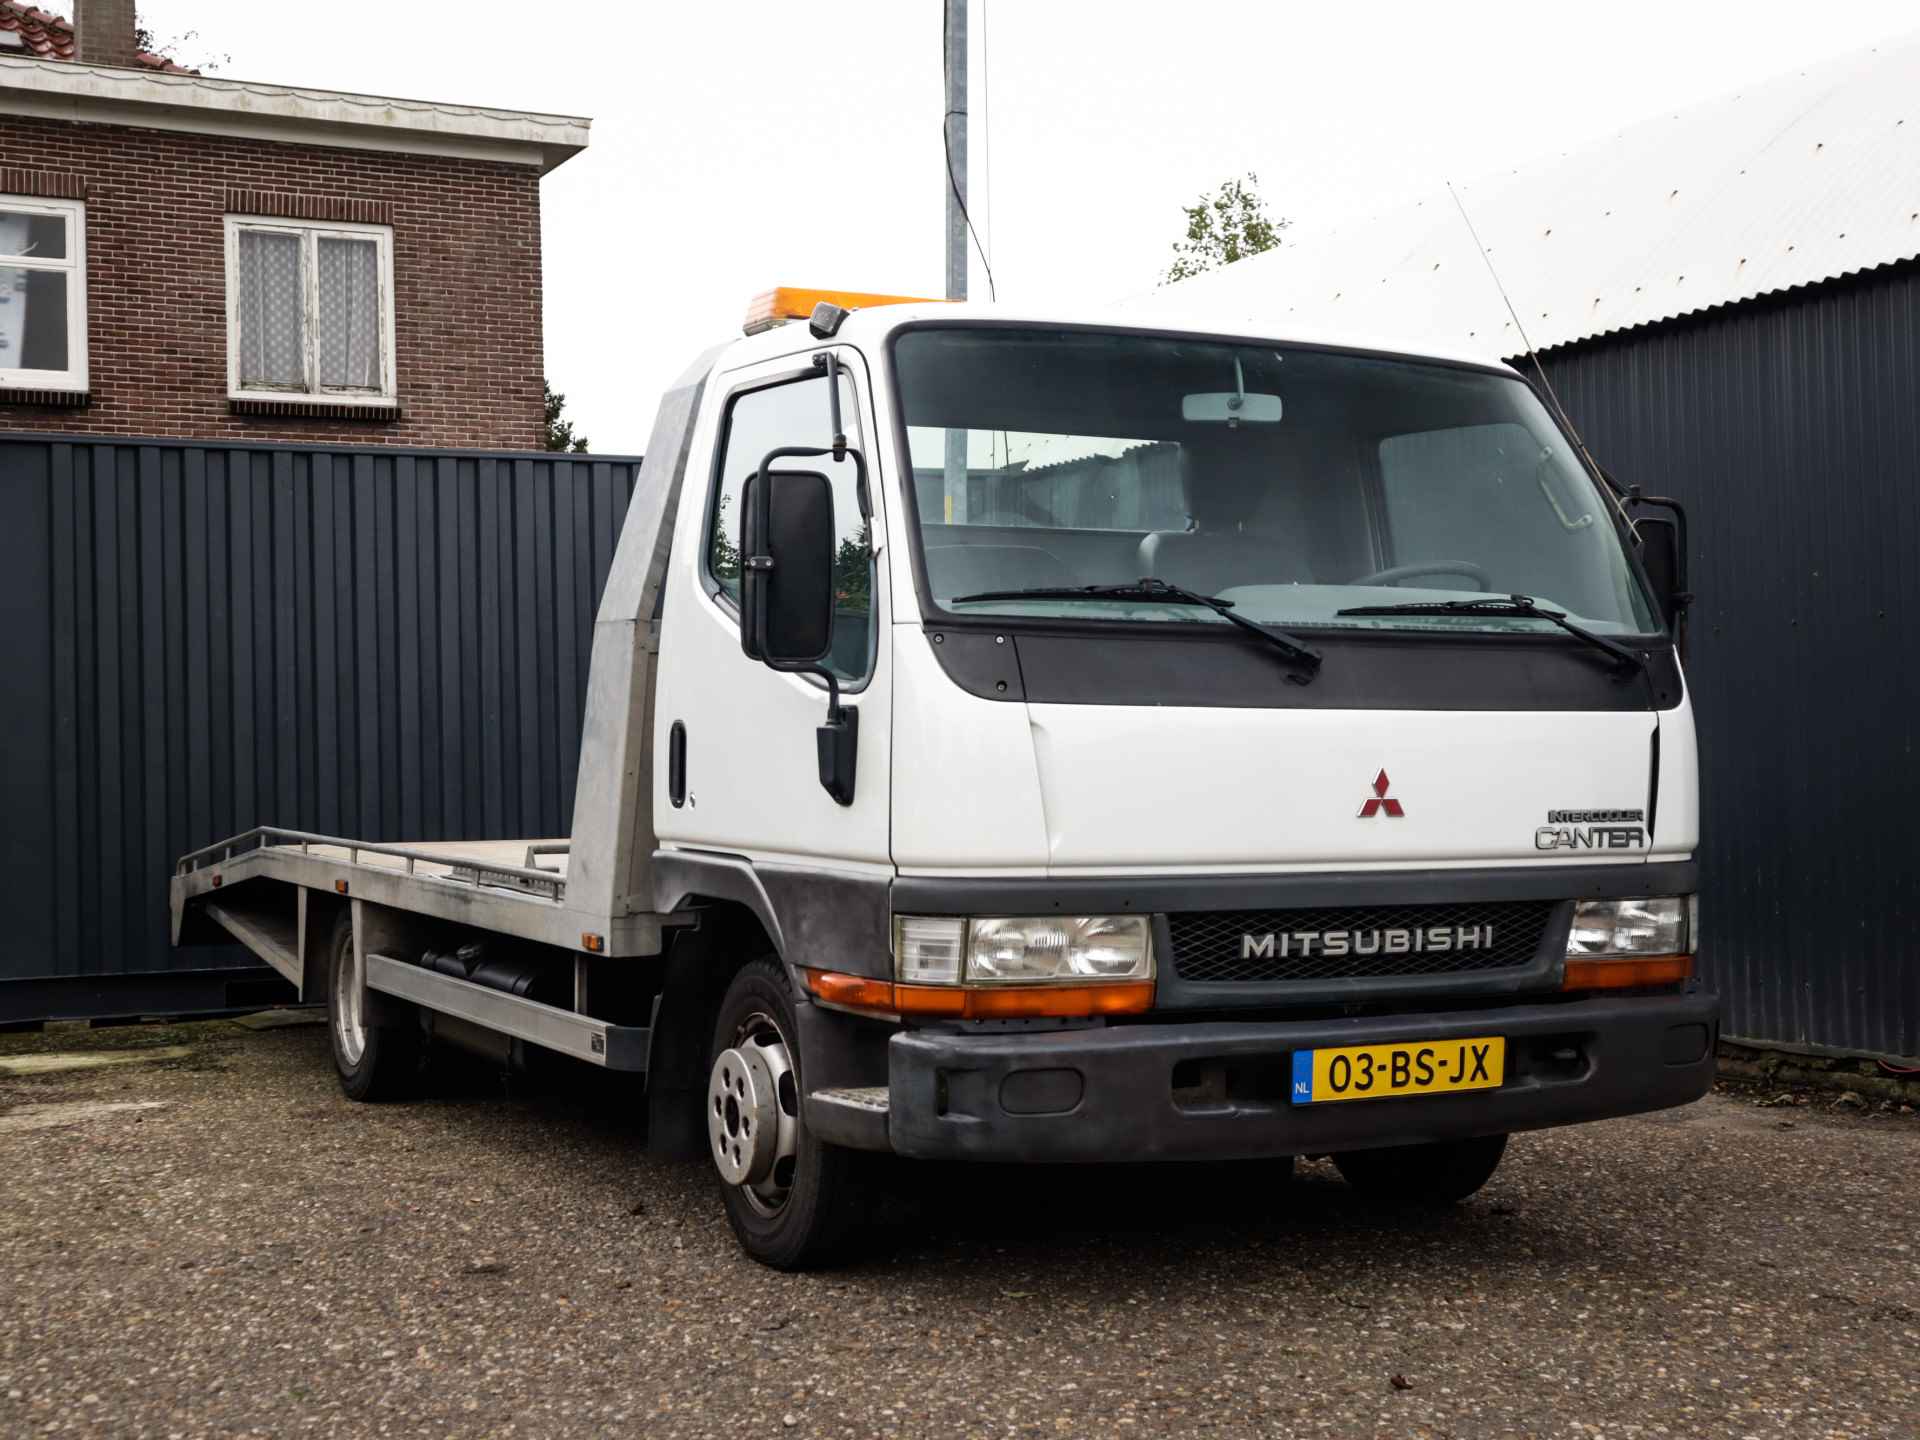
[0, 435, 638, 1021]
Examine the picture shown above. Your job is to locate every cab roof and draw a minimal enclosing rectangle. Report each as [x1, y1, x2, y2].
[719, 298, 1521, 378]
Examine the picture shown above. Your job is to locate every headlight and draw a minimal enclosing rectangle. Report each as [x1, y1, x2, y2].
[1567, 897, 1690, 957]
[891, 915, 1154, 985]
[969, 916, 1152, 981]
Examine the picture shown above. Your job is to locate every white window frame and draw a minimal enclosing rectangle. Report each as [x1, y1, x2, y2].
[224, 214, 396, 405]
[0, 195, 88, 392]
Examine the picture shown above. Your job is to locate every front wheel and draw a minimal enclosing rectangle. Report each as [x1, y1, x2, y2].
[707, 959, 870, 1269]
[1332, 1133, 1508, 1206]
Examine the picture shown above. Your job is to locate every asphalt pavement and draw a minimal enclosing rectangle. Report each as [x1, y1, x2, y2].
[0, 1016, 1913, 1439]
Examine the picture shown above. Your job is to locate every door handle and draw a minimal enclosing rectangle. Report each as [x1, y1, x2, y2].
[668, 720, 687, 808]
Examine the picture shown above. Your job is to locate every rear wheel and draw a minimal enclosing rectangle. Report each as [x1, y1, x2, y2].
[707, 959, 870, 1269]
[1332, 1133, 1508, 1206]
[326, 911, 421, 1102]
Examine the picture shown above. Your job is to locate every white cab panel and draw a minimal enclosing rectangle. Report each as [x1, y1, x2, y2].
[1650, 686, 1700, 860]
[890, 627, 1050, 872]
[1026, 704, 1659, 872]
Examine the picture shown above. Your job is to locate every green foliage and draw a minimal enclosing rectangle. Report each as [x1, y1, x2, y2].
[1162, 172, 1289, 285]
[543, 381, 590, 453]
[834, 520, 872, 612]
[710, 493, 741, 593]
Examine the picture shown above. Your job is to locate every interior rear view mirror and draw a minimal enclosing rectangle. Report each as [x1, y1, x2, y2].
[1182, 390, 1283, 426]
[740, 468, 836, 665]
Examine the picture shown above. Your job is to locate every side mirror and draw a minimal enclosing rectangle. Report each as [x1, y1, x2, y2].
[1635, 516, 1679, 617]
[740, 468, 836, 664]
[1633, 512, 1691, 653]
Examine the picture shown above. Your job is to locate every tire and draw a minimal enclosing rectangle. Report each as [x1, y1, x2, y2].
[326, 910, 421, 1102]
[707, 959, 870, 1270]
[1332, 1133, 1508, 1207]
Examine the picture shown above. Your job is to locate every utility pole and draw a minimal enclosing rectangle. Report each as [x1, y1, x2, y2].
[942, 0, 969, 524]
[945, 0, 968, 304]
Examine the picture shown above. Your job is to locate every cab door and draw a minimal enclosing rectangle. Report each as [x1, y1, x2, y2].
[652, 347, 892, 871]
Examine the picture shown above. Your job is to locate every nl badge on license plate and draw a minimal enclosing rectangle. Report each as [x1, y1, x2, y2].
[1290, 1036, 1505, 1105]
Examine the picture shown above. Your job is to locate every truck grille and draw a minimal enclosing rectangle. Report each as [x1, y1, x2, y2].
[1166, 900, 1555, 985]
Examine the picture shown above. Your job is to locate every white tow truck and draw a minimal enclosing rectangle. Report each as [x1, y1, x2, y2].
[172, 288, 1714, 1268]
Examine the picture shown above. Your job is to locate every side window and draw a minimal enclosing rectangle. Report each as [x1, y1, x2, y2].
[0, 196, 87, 392]
[707, 370, 872, 682]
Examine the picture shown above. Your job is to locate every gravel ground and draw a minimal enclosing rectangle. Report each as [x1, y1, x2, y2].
[0, 1017, 1914, 1439]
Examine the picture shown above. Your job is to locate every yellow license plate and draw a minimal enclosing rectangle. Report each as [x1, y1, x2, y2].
[1290, 1036, 1505, 1105]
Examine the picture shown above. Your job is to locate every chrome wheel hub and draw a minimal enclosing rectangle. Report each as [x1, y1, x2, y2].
[333, 938, 367, 1066]
[707, 1010, 799, 1214]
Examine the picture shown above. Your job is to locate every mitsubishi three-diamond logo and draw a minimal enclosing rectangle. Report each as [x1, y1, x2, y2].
[1358, 769, 1404, 818]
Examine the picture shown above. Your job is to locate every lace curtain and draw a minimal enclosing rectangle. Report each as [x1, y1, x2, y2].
[236, 230, 303, 387]
[237, 230, 382, 391]
[318, 237, 379, 389]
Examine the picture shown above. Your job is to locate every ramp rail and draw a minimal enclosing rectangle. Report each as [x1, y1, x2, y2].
[175, 827, 568, 903]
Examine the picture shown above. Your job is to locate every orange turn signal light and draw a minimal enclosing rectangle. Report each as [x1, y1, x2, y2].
[1562, 954, 1692, 991]
[743, 286, 945, 336]
[804, 969, 1153, 1020]
[805, 970, 900, 1011]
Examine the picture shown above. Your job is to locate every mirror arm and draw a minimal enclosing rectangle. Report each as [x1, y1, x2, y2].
[813, 352, 868, 518]
[813, 351, 849, 462]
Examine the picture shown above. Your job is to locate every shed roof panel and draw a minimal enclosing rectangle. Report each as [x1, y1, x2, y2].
[1133, 33, 1920, 360]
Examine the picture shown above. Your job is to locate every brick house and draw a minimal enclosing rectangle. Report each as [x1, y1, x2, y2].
[0, 0, 587, 448]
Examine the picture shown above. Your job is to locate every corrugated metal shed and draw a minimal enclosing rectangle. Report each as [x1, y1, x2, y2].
[1135, 32, 1920, 362]
[1536, 260, 1920, 1061]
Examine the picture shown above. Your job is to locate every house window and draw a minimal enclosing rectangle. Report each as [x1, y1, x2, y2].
[0, 196, 87, 392]
[225, 216, 395, 404]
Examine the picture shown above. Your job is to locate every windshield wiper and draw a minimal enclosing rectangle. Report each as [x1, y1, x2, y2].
[1334, 593, 1646, 675]
[949, 578, 1321, 681]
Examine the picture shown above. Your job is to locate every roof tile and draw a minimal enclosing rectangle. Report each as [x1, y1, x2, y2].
[0, 1, 195, 73]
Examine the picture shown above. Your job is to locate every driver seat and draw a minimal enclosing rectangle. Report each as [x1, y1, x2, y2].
[1139, 435, 1318, 592]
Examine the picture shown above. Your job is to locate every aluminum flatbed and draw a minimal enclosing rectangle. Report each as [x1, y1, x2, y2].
[171, 827, 669, 1072]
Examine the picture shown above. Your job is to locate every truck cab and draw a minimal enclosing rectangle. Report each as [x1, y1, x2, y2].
[647, 293, 1711, 1263]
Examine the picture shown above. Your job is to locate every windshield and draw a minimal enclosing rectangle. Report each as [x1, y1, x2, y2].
[892, 327, 1660, 637]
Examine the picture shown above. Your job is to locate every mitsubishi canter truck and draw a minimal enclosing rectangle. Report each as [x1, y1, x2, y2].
[170, 288, 1714, 1268]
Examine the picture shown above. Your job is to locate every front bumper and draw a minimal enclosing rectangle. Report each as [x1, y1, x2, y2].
[877, 990, 1717, 1162]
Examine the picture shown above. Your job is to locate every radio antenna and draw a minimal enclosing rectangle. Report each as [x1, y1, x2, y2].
[1445, 181, 1637, 534]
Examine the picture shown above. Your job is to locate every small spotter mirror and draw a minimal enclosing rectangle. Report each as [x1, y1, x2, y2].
[1183, 354, 1281, 426]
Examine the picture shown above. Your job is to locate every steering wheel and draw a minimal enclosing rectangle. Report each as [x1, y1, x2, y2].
[1347, 561, 1490, 590]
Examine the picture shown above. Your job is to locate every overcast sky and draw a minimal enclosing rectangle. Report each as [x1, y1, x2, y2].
[140, 0, 1920, 455]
